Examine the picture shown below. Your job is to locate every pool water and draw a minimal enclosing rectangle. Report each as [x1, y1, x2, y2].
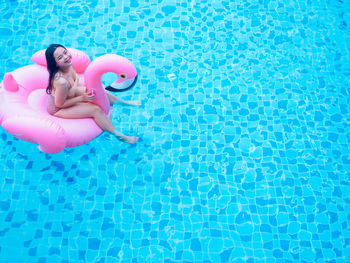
[0, 0, 349, 262]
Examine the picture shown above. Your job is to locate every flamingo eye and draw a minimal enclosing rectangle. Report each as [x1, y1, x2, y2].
[120, 74, 126, 79]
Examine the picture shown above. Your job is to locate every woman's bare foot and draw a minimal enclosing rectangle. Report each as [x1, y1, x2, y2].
[105, 91, 141, 106]
[117, 135, 139, 144]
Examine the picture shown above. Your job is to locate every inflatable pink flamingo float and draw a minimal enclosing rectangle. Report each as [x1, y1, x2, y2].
[0, 48, 137, 154]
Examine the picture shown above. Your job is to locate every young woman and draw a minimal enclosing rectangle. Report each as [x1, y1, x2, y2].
[45, 44, 140, 144]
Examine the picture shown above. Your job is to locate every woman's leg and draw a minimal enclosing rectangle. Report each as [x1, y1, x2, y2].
[105, 90, 141, 106]
[54, 103, 138, 144]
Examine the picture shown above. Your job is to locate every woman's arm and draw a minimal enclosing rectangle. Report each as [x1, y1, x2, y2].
[57, 96, 84, 109]
[54, 78, 94, 108]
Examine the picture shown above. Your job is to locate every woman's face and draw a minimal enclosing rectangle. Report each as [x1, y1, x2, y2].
[53, 47, 72, 68]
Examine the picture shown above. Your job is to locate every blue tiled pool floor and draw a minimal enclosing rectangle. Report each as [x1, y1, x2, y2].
[0, 0, 349, 262]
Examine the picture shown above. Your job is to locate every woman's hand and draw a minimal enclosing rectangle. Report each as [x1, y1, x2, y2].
[81, 90, 95, 102]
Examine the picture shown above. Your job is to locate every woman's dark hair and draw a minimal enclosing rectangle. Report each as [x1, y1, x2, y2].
[45, 44, 66, 94]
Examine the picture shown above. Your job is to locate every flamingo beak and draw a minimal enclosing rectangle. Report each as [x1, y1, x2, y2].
[105, 75, 138, 92]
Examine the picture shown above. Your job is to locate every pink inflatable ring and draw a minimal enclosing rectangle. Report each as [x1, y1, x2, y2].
[0, 48, 138, 154]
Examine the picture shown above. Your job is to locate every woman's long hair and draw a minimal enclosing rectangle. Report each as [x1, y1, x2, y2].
[45, 44, 66, 94]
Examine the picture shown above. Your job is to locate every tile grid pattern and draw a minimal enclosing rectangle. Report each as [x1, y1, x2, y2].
[0, 0, 349, 262]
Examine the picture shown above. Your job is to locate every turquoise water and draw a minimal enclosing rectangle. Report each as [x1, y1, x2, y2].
[0, 0, 349, 262]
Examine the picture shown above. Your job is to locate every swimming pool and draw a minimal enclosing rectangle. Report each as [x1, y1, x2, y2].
[0, 0, 349, 262]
